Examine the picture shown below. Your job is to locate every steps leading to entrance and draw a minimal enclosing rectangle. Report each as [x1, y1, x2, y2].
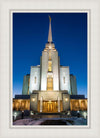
[35, 112, 66, 115]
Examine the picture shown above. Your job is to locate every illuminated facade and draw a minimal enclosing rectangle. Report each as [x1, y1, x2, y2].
[14, 17, 87, 113]
[28, 17, 71, 113]
[13, 95, 87, 112]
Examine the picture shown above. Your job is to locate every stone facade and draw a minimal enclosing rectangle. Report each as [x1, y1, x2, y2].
[51, 51, 59, 90]
[70, 74, 77, 95]
[29, 66, 40, 93]
[62, 93, 70, 111]
[40, 51, 48, 91]
[60, 66, 71, 94]
[30, 93, 38, 112]
[22, 75, 30, 95]
[13, 98, 87, 112]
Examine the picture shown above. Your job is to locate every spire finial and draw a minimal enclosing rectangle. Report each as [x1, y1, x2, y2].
[49, 15, 51, 22]
[48, 16, 52, 42]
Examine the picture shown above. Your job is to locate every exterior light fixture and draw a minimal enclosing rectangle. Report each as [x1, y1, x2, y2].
[32, 98, 35, 102]
[30, 111, 34, 115]
[14, 112, 17, 116]
[65, 98, 68, 101]
[14, 112, 17, 120]
[83, 111, 87, 119]
[67, 111, 70, 116]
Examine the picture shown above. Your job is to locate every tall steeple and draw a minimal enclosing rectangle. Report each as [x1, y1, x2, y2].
[44, 16, 56, 51]
[48, 16, 52, 43]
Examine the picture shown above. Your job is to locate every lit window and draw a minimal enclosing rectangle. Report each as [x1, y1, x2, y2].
[47, 76, 53, 91]
[48, 61, 52, 72]
[49, 51, 51, 60]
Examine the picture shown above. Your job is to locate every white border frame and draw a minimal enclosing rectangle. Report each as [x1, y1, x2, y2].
[0, 0, 100, 138]
[10, 10, 90, 129]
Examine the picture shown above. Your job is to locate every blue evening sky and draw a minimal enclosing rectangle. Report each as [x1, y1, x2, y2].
[13, 13, 87, 98]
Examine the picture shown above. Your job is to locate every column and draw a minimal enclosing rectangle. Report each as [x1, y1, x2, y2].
[40, 97, 43, 112]
[58, 97, 60, 112]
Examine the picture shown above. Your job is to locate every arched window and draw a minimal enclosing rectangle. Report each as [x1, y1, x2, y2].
[63, 77, 65, 84]
[34, 77, 36, 83]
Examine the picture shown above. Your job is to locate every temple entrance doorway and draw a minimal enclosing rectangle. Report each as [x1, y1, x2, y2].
[43, 101, 58, 113]
[38, 100, 63, 113]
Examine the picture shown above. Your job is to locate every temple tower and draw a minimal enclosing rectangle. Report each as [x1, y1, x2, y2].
[41, 16, 60, 91]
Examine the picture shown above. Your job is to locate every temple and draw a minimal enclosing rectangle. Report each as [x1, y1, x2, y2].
[13, 17, 87, 114]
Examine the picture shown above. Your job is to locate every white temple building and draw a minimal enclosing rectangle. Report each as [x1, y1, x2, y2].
[13, 17, 88, 114]
[19, 16, 78, 114]
[28, 17, 72, 113]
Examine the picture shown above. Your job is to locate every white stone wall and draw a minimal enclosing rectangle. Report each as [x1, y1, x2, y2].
[41, 50, 59, 91]
[60, 66, 71, 94]
[62, 93, 70, 111]
[41, 51, 48, 90]
[38, 91, 62, 101]
[29, 66, 40, 93]
[51, 51, 59, 90]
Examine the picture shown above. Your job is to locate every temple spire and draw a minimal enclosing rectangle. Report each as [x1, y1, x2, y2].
[48, 16, 52, 42]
